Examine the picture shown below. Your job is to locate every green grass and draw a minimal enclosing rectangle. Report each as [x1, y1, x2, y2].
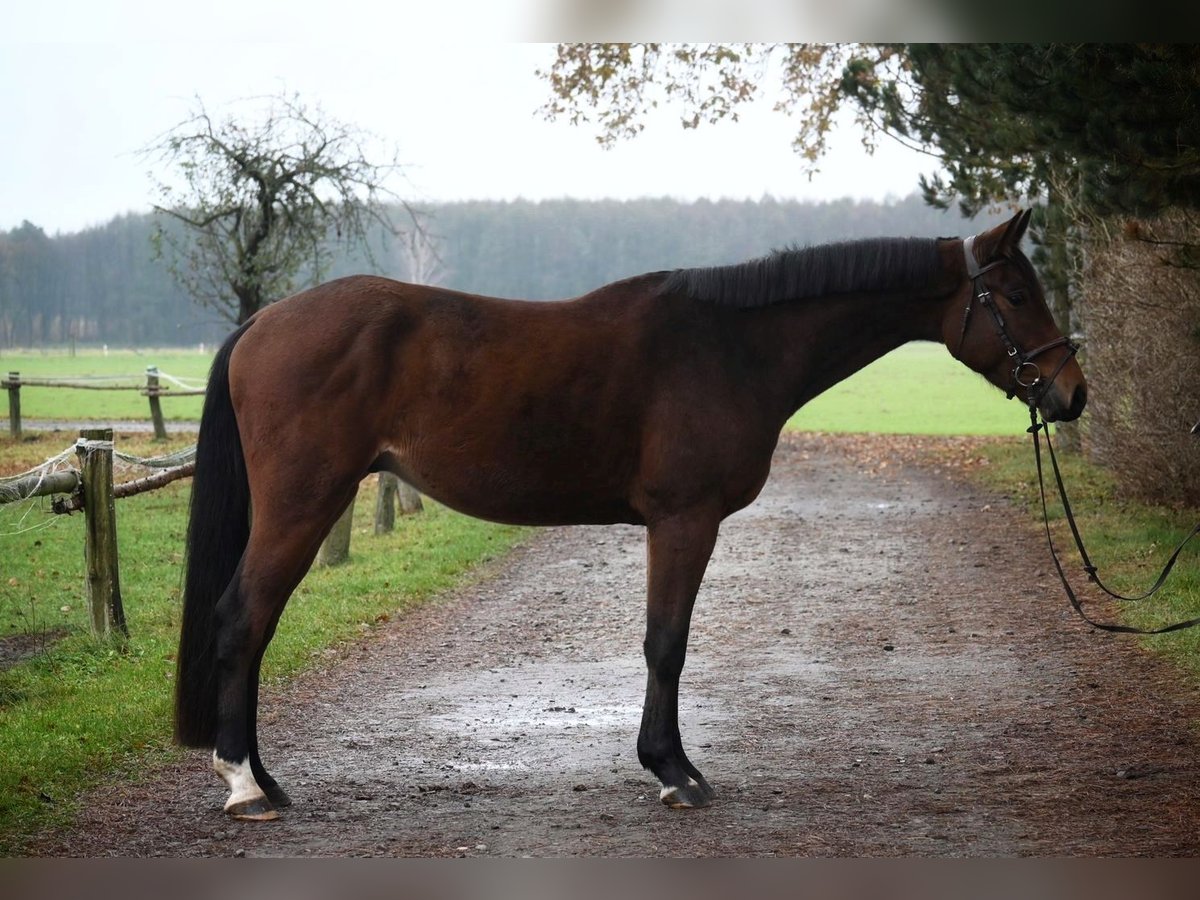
[1, 348, 212, 421]
[0, 432, 527, 853]
[971, 438, 1200, 679]
[788, 342, 1025, 435]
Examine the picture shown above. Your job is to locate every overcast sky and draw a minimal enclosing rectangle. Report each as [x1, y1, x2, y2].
[3, 8, 939, 235]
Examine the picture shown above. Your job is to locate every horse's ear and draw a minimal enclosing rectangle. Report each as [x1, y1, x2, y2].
[976, 208, 1032, 261]
[1005, 208, 1033, 248]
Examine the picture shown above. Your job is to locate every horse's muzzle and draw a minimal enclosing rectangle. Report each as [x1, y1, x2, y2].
[1042, 382, 1087, 423]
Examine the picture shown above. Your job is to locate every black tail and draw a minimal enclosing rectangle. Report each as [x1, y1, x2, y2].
[175, 322, 253, 747]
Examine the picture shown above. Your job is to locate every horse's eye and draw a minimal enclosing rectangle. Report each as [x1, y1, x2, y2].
[1008, 290, 1026, 307]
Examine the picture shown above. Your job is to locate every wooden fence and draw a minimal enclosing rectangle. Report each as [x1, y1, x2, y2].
[2, 433, 421, 639]
[3, 366, 205, 440]
[2, 428, 153, 638]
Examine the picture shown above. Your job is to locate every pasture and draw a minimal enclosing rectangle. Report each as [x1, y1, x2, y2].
[786, 342, 1022, 435]
[1, 348, 210, 421]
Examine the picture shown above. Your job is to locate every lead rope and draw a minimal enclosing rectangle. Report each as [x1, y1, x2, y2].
[1029, 407, 1200, 634]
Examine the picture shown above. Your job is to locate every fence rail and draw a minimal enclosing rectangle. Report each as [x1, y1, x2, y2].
[2, 432, 423, 640]
[3, 366, 206, 440]
[0, 468, 81, 504]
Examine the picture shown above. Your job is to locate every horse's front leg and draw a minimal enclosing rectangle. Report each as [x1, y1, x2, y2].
[638, 511, 721, 809]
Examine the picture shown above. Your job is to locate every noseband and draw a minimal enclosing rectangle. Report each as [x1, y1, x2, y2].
[956, 235, 1078, 408]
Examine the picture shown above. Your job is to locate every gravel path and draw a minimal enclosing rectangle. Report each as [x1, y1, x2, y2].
[30, 433, 1200, 856]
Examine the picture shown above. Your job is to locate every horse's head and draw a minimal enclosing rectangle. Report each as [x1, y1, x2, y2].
[947, 210, 1087, 423]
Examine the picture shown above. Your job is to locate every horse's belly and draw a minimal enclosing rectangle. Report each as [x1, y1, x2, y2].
[379, 451, 643, 527]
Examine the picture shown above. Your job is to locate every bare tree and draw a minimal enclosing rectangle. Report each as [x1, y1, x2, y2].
[144, 92, 416, 325]
[398, 226, 445, 288]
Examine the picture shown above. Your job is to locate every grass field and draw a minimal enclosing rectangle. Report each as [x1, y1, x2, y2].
[1, 348, 211, 421]
[787, 342, 1024, 435]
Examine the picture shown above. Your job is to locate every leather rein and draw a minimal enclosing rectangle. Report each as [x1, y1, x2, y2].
[959, 235, 1200, 634]
[1028, 408, 1200, 634]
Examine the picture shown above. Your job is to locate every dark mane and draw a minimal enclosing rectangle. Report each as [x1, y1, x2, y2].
[657, 237, 943, 308]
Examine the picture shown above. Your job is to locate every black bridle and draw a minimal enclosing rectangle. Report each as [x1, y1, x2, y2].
[957, 235, 1078, 408]
[959, 234, 1200, 635]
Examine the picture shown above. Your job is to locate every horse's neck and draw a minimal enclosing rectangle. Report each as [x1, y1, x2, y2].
[755, 288, 948, 416]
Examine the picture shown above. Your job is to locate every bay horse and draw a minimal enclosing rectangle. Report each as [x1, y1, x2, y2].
[176, 209, 1086, 820]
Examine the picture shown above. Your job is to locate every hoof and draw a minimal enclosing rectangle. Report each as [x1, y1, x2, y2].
[225, 796, 279, 822]
[659, 777, 713, 810]
[263, 783, 292, 808]
[690, 772, 715, 801]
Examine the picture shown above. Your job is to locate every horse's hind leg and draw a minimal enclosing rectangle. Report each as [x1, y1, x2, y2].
[638, 511, 721, 809]
[211, 568, 277, 821]
[212, 487, 356, 820]
[248, 645, 291, 808]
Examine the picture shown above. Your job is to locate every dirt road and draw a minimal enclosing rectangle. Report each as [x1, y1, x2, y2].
[33, 433, 1200, 856]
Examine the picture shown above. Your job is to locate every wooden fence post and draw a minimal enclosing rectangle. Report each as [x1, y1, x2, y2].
[146, 366, 167, 441]
[5, 371, 20, 440]
[76, 428, 128, 639]
[374, 474, 423, 534]
[374, 473, 398, 534]
[398, 480, 424, 515]
[318, 489, 357, 566]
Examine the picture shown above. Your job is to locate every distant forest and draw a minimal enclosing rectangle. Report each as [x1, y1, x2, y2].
[0, 195, 1008, 348]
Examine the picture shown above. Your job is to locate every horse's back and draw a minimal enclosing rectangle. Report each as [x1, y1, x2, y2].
[226, 275, 665, 526]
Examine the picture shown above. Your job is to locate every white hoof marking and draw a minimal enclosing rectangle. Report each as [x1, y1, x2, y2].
[213, 752, 266, 810]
